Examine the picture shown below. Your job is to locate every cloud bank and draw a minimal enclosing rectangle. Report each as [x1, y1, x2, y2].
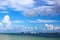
[0, 0, 35, 11]
[0, 0, 60, 17]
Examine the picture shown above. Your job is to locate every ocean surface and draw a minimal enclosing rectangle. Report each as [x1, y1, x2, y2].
[0, 34, 60, 40]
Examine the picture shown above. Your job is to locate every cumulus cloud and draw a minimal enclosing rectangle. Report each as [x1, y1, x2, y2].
[2, 15, 10, 23]
[0, 23, 3, 29]
[2, 15, 11, 30]
[45, 24, 60, 30]
[0, 15, 12, 30]
[0, 22, 11, 30]
[0, 22, 6, 30]
[45, 24, 54, 30]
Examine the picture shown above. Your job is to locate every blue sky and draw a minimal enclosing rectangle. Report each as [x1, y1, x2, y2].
[0, 0, 60, 33]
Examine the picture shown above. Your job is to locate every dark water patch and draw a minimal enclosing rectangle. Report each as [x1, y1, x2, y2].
[31, 33, 60, 38]
[0, 33, 60, 38]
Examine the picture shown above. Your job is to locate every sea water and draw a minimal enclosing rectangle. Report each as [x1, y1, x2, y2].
[0, 34, 59, 40]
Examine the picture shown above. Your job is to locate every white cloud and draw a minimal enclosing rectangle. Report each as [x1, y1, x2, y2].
[2, 15, 10, 23]
[0, 23, 3, 26]
[47, 1, 55, 5]
[34, 26, 38, 30]
[0, 15, 13, 31]
[55, 0, 60, 6]
[0, 0, 59, 17]
[21, 26, 33, 32]
[8, 0, 35, 11]
[42, 0, 55, 5]
[8, 0, 35, 6]
[0, 0, 35, 11]
[15, 25, 39, 33]
[10, 19, 57, 24]
[0, 0, 60, 16]
[55, 0, 60, 13]
[45, 24, 60, 30]
[23, 6, 54, 17]
[45, 24, 54, 30]
[14, 25, 34, 32]
[23, 0, 60, 17]
[12, 20, 25, 23]
[0, 0, 8, 6]
[0, 23, 3, 28]
[37, 19, 57, 23]
[0, 22, 11, 30]
[24, 9, 37, 17]
[2, 15, 11, 30]
[27, 19, 58, 23]
[54, 27, 60, 30]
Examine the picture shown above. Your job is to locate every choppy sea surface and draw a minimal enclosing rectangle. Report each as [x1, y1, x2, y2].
[0, 33, 60, 40]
